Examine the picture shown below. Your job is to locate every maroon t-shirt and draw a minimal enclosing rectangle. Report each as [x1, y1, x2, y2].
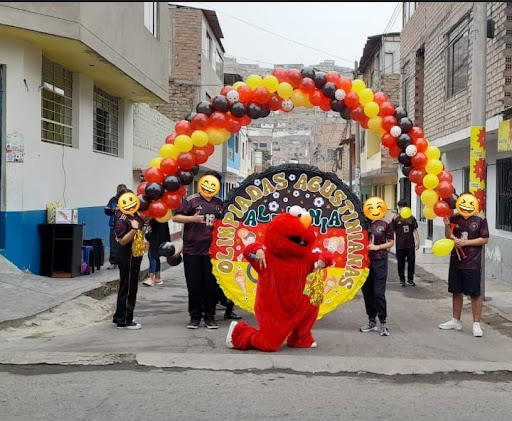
[449, 213, 489, 269]
[391, 215, 418, 249]
[369, 219, 394, 260]
[174, 193, 224, 255]
[113, 210, 144, 258]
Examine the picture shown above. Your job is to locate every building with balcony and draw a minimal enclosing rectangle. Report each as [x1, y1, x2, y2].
[0, 2, 170, 272]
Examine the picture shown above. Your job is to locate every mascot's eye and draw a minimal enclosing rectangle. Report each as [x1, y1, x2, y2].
[289, 205, 305, 217]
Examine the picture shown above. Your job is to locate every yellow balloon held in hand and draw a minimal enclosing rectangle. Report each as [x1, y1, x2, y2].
[432, 238, 455, 257]
[399, 207, 412, 219]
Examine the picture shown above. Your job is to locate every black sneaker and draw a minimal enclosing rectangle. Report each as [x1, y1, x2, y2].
[224, 312, 242, 320]
[407, 279, 416, 286]
[187, 319, 201, 329]
[116, 322, 141, 330]
[400, 281, 406, 287]
[204, 319, 219, 329]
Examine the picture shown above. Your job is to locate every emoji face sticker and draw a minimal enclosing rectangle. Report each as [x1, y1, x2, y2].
[198, 174, 220, 199]
[363, 196, 387, 221]
[455, 193, 479, 218]
[118, 192, 140, 215]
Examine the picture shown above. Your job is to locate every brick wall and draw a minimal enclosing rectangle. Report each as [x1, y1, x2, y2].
[133, 104, 174, 152]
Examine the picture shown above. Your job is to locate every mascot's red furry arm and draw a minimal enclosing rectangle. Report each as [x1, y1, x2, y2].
[226, 205, 333, 352]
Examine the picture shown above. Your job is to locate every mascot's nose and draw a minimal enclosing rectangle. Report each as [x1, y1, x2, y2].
[299, 213, 312, 228]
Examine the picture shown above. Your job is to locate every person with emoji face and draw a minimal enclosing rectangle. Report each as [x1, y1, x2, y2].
[439, 193, 489, 337]
[360, 197, 395, 336]
[173, 170, 229, 329]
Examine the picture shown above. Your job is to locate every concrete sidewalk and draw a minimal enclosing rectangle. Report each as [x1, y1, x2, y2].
[2, 244, 512, 329]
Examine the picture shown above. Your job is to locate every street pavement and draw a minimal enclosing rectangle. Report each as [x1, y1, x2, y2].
[1, 246, 512, 375]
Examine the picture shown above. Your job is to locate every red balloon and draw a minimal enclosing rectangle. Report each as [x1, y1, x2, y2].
[413, 137, 428, 153]
[165, 133, 176, 144]
[160, 158, 179, 176]
[149, 200, 168, 218]
[309, 90, 325, 106]
[336, 77, 352, 93]
[411, 152, 428, 169]
[300, 77, 316, 94]
[162, 191, 182, 211]
[209, 111, 229, 129]
[193, 148, 208, 164]
[238, 115, 252, 127]
[177, 185, 187, 197]
[381, 133, 397, 149]
[382, 115, 398, 132]
[373, 92, 388, 105]
[379, 101, 395, 117]
[360, 116, 370, 130]
[237, 85, 254, 103]
[409, 126, 424, 140]
[190, 113, 209, 130]
[144, 167, 164, 184]
[272, 68, 288, 83]
[344, 92, 359, 109]
[220, 85, 233, 96]
[409, 168, 426, 184]
[434, 200, 453, 218]
[203, 143, 215, 156]
[229, 119, 242, 134]
[319, 99, 332, 112]
[177, 152, 196, 170]
[175, 120, 193, 136]
[350, 106, 365, 122]
[415, 184, 426, 196]
[388, 145, 401, 158]
[137, 181, 148, 195]
[253, 86, 271, 104]
[436, 181, 455, 199]
[325, 71, 341, 84]
[438, 170, 454, 183]
[266, 95, 282, 111]
[287, 69, 303, 88]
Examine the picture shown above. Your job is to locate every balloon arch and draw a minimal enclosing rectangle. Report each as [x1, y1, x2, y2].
[135, 67, 459, 223]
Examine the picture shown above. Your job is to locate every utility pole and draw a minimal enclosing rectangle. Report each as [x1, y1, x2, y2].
[353, 60, 362, 200]
[470, 2, 487, 299]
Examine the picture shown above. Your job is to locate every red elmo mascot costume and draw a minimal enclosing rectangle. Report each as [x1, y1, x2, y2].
[226, 205, 333, 352]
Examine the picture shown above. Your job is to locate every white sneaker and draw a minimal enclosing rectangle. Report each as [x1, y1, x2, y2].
[438, 318, 462, 331]
[473, 322, 483, 337]
[226, 321, 238, 349]
[310, 342, 318, 348]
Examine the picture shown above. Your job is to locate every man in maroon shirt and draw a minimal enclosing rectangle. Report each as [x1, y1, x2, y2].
[173, 170, 225, 329]
[439, 193, 489, 337]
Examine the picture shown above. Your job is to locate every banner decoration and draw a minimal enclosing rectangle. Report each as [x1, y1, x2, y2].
[210, 164, 370, 319]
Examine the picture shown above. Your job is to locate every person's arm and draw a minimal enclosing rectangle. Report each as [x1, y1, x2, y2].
[443, 217, 453, 239]
[380, 222, 395, 251]
[455, 236, 488, 247]
[413, 229, 420, 250]
[116, 218, 141, 246]
[172, 213, 205, 224]
[104, 198, 116, 216]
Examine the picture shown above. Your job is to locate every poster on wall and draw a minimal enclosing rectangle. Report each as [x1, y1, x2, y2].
[211, 163, 370, 319]
[5, 131, 24, 163]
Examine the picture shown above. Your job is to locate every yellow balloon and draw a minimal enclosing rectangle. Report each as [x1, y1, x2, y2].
[432, 238, 455, 257]
[174, 134, 193, 152]
[352, 79, 366, 93]
[233, 81, 245, 90]
[364, 101, 380, 118]
[206, 127, 230, 145]
[160, 143, 179, 159]
[246, 74, 263, 90]
[291, 89, 307, 107]
[191, 130, 209, 147]
[303, 96, 314, 109]
[425, 158, 443, 175]
[358, 88, 374, 106]
[399, 207, 412, 219]
[149, 157, 162, 168]
[277, 82, 293, 99]
[156, 209, 173, 223]
[423, 206, 437, 220]
[262, 75, 279, 93]
[421, 189, 439, 207]
[368, 116, 383, 133]
[426, 145, 441, 160]
[422, 173, 440, 190]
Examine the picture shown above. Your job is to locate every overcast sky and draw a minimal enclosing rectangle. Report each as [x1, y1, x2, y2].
[171, 2, 402, 68]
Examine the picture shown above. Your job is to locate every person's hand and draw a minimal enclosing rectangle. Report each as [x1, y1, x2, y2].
[190, 212, 205, 223]
[254, 249, 267, 269]
[415, 243, 420, 251]
[130, 220, 140, 230]
[368, 244, 380, 251]
[454, 238, 467, 248]
[316, 259, 327, 269]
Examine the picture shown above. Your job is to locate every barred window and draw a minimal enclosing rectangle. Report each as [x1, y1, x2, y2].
[497, 157, 512, 231]
[447, 18, 469, 97]
[41, 57, 73, 146]
[93, 86, 119, 156]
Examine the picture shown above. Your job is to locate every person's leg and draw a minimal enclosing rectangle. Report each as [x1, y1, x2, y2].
[143, 252, 156, 286]
[113, 259, 130, 325]
[471, 296, 482, 322]
[406, 248, 416, 285]
[360, 264, 377, 330]
[154, 257, 163, 285]
[396, 249, 406, 285]
[125, 256, 142, 323]
[109, 229, 118, 268]
[183, 255, 203, 322]
[372, 258, 388, 323]
[452, 293, 464, 320]
[203, 256, 219, 325]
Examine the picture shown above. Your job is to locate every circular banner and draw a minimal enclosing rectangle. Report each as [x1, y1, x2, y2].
[211, 163, 370, 319]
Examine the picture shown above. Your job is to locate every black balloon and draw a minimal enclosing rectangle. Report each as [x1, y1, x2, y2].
[399, 117, 413, 133]
[158, 241, 176, 257]
[247, 103, 263, 119]
[178, 170, 194, 185]
[230, 102, 247, 118]
[301, 67, 316, 79]
[340, 105, 351, 121]
[398, 152, 412, 167]
[167, 254, 182, 266]
[138, 194, 150, 212]
[190, 165, 200, 175]
[185, 112, 197, 122]
[260, 106, 271, 118]
[212, 95, 230, 112]
[330, 99, 343, 112]
[313, 72, 327, 89]
[394, 106, 408, 120]
[447, 194, 458, 209]
[163, 175, 181, 192]
[196, 101, 213, 116]
[402, 165, 412, 177]
[145, 182, 164, 200]
[322, 82, 336, 98]
[396, 133, 413, 149]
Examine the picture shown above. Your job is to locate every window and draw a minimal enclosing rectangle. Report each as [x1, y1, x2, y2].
[93, 86, 119, 156]
[235, 133, 239, 154]
[403, 2, 416, 25]
[41, 57, 73, 146]
[497, 157, 512, 231]
[215, 50, 224, 80]
[447, 18, 469, 97]
[206, 32, 213, 63]
[242, 142, 245, 158]
[384, 52, 394, 73]
[144, 2, 159, 38]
